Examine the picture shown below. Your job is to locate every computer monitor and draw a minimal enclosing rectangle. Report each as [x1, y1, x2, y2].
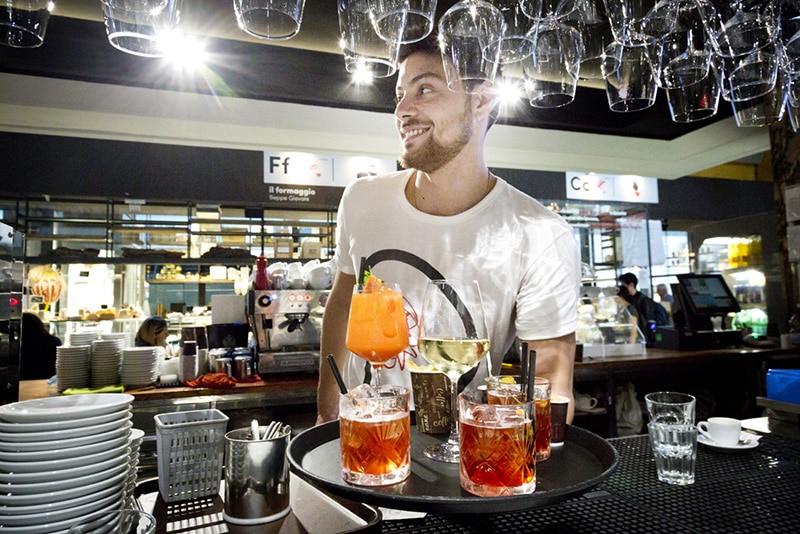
[672, 273, 741, 331]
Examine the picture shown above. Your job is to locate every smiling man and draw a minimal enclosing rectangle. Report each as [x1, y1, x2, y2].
[317, 35, 581, 426]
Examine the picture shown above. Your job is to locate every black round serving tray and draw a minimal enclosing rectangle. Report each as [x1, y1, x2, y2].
[288, 422, 618, 515]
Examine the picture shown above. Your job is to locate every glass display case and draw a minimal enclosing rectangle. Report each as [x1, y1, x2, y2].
[577, 287, 646, 357]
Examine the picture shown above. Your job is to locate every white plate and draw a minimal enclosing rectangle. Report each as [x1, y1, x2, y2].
[0, 468, 127, 506]
[0, 498, 120, 533]
[0, 478, 122, 517]
[0, 409, 130, 436]
[0, 422, 131, 452]
[0, 394, 133, 423]
[0, 441, 128, 473]
[0, 462, 128, 498]
[0, 488, 122, 526]
[697, 432, 760, 452]
[0, 434, 129, 462]
[0, 452, 127, 484]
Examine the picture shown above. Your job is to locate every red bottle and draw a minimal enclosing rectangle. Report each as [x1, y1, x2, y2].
[254, 254, 271, 290]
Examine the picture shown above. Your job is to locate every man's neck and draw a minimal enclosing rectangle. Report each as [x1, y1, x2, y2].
[407, 159, 495, 216]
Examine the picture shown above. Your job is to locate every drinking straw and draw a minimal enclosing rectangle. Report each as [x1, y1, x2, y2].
[520, 342, 529, 401]
[251, 419, 260, 441]
[327, 354, 348, 394]
[526, 349, 537, 404]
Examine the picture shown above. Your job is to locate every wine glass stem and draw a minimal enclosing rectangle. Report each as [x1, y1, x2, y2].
[372, 364, 382, 387]
[447, 376, 460, 447]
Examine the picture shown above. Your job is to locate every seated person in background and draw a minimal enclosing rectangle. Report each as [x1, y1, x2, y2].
[20, 312, 62, 380]
[135, 316, 169, 347]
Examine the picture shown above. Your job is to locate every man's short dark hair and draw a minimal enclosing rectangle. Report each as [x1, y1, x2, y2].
[398, 33, 440, 64]
[619, 273, 638, 287]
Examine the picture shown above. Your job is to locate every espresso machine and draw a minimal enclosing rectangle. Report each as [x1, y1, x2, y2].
[246, 289, 328, 374]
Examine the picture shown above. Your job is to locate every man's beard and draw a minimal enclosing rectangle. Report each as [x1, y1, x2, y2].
[398, 104, 473, 173]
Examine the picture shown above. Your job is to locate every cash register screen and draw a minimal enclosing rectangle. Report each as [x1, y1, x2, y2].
[676, 273, 741, 317]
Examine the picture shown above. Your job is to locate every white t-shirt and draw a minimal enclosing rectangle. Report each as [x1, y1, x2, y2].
[333, 170, 580, 392]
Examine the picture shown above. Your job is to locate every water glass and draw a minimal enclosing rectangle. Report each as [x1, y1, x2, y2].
[520, 0, 579, 21]
[648, 421, 697, 485]
[603, 0, 679, 45]
[438, 0, 505, 92]
[566, 0, 621, 80]
[368, 0, 436, 44]
[647, 0, 712, 89]
[339, 385, 411, 486]
[716, 45, 779, 102]
[338, 0, 403, 79]
[665, 67, 721, 122]
[522, 21, 582, 107]
[780, 0, 800, 75]
[459, 388, 536, 497]
[101, 0, 183, 58]
[604, 43, 659, 112]
[0, 0, 52, 48]
[644, 391, 696, 424]
[695, 0, 778, 58]
[488, 0, 537, 64]
[234, 0, 305, 40]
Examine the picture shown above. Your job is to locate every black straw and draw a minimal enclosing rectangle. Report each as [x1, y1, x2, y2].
[520, 342, 529, 401]
[327, 354, 348, 395]
[526, 349, 537, 404]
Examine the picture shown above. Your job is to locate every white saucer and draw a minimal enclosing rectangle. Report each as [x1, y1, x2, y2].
[697, 432, 760, 452]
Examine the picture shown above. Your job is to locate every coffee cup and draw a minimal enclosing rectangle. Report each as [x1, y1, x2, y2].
[575, 394, 597, 412]
[697, 417, 741, 447]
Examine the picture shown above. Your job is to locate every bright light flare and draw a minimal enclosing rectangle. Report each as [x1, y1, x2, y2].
[351, 59, 374, 85]
[160, 32, 207, 70]
[493, 77, 525, 107]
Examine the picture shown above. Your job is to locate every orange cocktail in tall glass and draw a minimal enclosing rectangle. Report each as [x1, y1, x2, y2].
[339, 385, 411, 486]
[345, 277, 409, 386]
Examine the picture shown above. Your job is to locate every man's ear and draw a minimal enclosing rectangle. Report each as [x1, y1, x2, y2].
[471, 82, 499, 121]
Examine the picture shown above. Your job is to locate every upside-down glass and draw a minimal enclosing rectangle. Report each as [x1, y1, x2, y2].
[418, 279, 490, 463]
[665, 66, 721, 122]
[101, 0, 183, 58]
[339, 385, 411, 486]
[694, 0, 778, 59]
[646, 0, 713, 89]
[438, 0, 506, 92]
[604, 43, 659, 112]
[488, 0, 537, 64]
[781, 0, 800, 75]
[730, 65, 789, 127]
[602, 0, 679, 45]
[522, 19, 582, 107]
[345, 282, 409, 387]
[565, 0, 622, 80]
[368, 0, 436, 44]
[0, 0, 53, 48]
[339, 0, 403, 78]
[234, 0, 305, 41]
[520, 0, 579, 21]
[459, 388, 536, 496]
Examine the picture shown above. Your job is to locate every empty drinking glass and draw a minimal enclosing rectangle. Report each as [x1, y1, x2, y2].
[368, 0, 436, 44]
[646, 0, 712, 89]
[488, 0, 537, 64]
[695, 0, 778, 58]
[665, 66, 721, 122]
[604, 43, 659, 111]
[566, 0, 622, 80]
[0, 0, 53, 48]
[730, 65, 789, 127]
[101, 0, 183, 57]
[523, 20, 582, 107]
[438, 0, 506, 92]
[234, 0, 305, 40]
[338, 0, 403, 78]
[603, 0, 679, 45]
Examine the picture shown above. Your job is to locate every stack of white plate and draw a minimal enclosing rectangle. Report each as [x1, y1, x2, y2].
[0, 394, 134, 534]
[90, 339, 123, 388]
[120, 347, 159, 387]
[99, 332, 131, 349]
[125, 428, 145, 508]
[55, 346, 91, 391]
[66, 331, 99, 348]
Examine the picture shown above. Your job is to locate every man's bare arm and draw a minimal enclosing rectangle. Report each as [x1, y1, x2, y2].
[522, 332, 576, 423]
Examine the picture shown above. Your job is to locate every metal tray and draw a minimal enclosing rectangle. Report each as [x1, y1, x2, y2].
[134, 477, 381, 534]
[288, 422, 618, 515]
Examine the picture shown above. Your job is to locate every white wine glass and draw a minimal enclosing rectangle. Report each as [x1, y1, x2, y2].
[418, 279, 490, 463]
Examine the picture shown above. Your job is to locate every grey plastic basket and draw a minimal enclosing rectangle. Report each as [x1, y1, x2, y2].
[155, 409, 229, 502]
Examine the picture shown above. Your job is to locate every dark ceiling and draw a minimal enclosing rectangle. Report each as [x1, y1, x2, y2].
[0, 0, 734, 141]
